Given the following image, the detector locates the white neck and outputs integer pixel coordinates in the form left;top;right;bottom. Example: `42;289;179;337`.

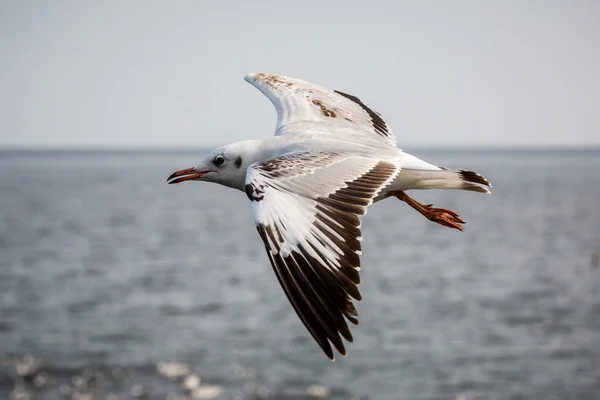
221;137;286;191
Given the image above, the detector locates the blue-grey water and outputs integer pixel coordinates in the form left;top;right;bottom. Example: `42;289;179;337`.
1;149;599;400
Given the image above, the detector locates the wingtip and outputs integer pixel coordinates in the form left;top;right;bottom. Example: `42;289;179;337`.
244;72;266;84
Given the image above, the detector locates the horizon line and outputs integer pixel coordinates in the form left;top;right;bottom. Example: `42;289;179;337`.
1;144;600;153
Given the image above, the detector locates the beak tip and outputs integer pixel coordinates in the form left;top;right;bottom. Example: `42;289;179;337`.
167;167;206;185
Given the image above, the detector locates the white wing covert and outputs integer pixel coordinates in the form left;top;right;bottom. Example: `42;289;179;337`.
245;151;400;359
245;73;397;146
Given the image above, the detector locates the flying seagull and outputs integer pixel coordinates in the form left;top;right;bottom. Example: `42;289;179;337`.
167;73;491;360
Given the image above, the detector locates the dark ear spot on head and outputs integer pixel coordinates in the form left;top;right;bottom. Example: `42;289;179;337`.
235;156;242;169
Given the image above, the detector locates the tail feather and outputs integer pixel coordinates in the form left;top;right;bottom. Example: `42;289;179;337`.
457;170;491;193
397;169;492;193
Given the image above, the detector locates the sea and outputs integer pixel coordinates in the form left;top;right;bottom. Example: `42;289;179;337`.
0;149;599;400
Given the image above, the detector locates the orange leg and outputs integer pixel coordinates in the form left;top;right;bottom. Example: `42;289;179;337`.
389;190;465;231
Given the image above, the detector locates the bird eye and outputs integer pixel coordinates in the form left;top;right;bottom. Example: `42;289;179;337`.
213;155;225;166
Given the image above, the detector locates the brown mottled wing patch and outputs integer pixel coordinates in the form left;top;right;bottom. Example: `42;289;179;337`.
244;73;397;146
246;152;399;359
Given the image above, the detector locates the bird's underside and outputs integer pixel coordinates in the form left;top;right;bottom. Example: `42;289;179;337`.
169;73;492;360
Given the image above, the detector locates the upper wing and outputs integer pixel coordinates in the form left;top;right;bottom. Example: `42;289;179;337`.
245;152;400;359
244;73;397;146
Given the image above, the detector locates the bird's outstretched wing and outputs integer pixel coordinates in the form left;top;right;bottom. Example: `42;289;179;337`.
244;73;397;146
245;151;400;359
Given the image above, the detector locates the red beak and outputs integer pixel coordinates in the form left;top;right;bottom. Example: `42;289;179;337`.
167;167;207;184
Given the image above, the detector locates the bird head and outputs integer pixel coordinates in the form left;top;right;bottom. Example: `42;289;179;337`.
167;143;253;190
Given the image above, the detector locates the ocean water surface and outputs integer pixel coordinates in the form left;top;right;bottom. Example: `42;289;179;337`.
0;149;599;400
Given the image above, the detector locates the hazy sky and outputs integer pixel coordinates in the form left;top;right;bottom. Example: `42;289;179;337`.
1;0;599;149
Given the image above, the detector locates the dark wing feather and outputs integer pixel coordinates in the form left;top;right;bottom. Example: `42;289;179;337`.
247;152;399;359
